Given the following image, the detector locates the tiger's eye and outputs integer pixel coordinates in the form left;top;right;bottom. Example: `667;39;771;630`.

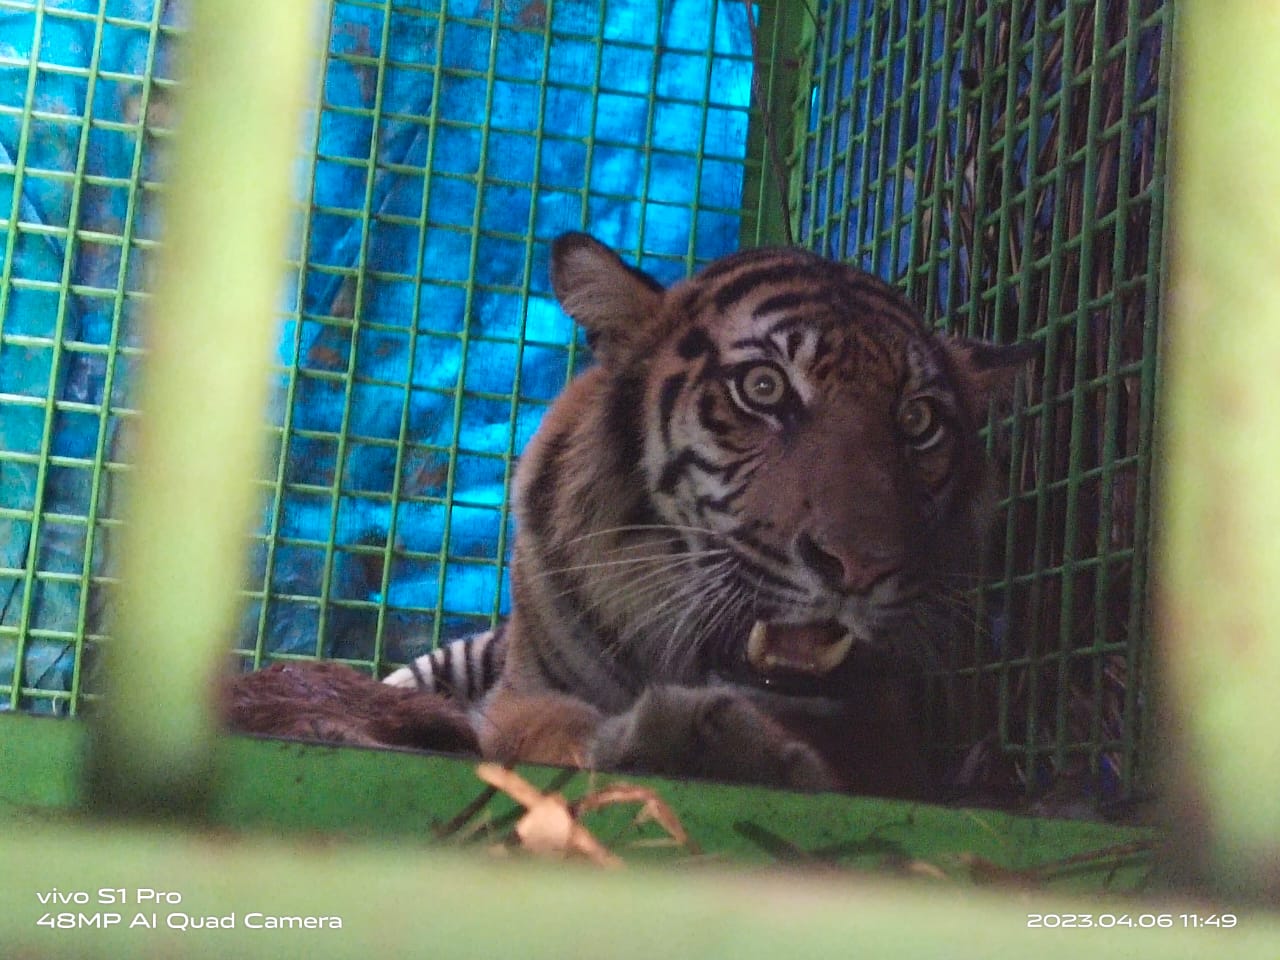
899;397;942;447
739;363;789;408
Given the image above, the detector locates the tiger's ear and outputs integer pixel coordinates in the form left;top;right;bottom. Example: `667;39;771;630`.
939;336;1039;421
550;232;665;367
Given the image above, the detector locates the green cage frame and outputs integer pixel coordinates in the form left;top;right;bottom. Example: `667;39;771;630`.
1;0;1172;813
5;0;1280;948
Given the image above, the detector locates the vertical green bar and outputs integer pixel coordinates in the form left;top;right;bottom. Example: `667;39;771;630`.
85;0;321;817
70;2;171;713
1129;1;1175;797
1160;0;1280;899
741;0;814;248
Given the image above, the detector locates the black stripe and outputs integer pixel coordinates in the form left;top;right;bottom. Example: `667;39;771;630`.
529;630;577;695
861;328;896;369
785;330;803;360
657;372;686;446
674;286;701;318
657;447;741;495
548;580;642;699
753;290;823;318
834;268;910;302
713;263;809;314
676;327;717;361
719;455;751;483
694;483;748;516
696;391;733;435
621;492;663;529
435;643;456;697
657;447;698;494
730;526;791;567
522;432;569;543
481;625;502;689
763;313;827;338
844;286;921;334
729;550;801;592
604;371;646;475
604;370;662;528
457;637;471;698
522;558;619;694
407;656;431;692
537;537;644;697
811;333;834;366
696;247;791;284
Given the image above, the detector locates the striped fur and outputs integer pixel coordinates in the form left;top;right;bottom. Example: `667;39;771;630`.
385;234;1031;793
393;626;506;702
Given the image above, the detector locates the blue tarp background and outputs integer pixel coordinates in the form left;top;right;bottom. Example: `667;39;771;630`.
0;0;755;709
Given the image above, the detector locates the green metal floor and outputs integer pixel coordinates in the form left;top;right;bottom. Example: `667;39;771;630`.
6;712;1279;959
1;712;1156;884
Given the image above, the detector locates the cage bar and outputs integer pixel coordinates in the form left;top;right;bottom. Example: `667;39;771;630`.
1160;0;1280;900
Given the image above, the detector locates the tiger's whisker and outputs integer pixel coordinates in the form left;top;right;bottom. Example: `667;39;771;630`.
629;558;734;649
627;561;729;638
582;552;728;608
529;548;730;581
657;568;736;679
564;523;723;545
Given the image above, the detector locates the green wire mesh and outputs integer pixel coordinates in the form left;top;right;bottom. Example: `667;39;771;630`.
784;0;1172;804
247;0;761;678
0;0;765;713
1;0;1173;814
0;1;174;716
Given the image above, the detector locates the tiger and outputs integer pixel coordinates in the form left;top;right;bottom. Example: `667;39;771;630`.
382;232;1032;795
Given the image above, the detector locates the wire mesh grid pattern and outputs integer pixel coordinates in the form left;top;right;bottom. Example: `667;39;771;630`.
0;0;176;715
0;0;763;713
0;0;1173;813
793;0;1172;803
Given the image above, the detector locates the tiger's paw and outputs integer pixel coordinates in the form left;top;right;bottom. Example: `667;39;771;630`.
588;685;837;792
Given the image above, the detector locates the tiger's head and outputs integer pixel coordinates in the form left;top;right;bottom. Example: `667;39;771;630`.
544;233;1032;697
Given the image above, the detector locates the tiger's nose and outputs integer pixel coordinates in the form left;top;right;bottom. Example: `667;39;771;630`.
796;532;899;595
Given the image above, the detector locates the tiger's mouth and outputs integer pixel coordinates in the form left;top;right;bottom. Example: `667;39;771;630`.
744;619;857;678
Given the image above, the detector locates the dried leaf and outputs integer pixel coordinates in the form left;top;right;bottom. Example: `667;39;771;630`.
956;853;1038;888
574;782;697;852
902;860;950;882
514;797;574;854
476;762;546;808
475;763;622;868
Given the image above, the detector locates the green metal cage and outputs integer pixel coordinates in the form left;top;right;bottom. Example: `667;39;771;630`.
0;0;1172;813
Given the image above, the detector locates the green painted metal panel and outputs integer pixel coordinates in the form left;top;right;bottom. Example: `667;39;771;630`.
4;712;1156;888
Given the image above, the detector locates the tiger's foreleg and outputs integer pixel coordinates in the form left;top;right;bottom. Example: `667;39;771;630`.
473;689;606;769
589;686;838;792
478;685;837;792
